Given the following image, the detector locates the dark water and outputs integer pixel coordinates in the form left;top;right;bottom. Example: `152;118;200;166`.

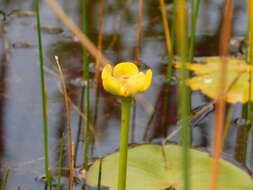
0;0;251;189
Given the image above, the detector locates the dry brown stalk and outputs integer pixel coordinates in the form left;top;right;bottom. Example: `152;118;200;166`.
54;56;74;190
211;1;234;190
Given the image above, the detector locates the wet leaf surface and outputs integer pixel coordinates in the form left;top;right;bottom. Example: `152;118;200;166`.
87;144;253;190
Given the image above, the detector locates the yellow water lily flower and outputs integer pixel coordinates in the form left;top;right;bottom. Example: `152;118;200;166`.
102;62;152;97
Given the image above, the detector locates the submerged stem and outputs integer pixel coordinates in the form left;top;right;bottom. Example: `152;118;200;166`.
118;97;132;190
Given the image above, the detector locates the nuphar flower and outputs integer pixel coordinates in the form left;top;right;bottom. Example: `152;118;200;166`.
102;62;152;97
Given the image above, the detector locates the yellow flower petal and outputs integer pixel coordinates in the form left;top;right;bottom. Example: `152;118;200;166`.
102;64;113;80
102;76;125;96
126;72;147;95
102;64;126;96
113;62;139;78
142;69;152;91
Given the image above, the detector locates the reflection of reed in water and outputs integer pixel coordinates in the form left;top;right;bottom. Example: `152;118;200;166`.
0;33;11;183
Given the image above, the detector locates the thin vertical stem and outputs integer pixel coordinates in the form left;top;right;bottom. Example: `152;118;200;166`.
135;0;144;64
94;0;105;90
131;0;144;143
35;0;51;185
56;136;65;190
248;0;253;65
222;106;233;146
188;0;200;62
70;142;75;190
117;98;132;190
93;0;105;139
160;0;173;81
97;159;103;190
246;0;253;120
211;1;233;190
81;0;91;170
55;56;73;190
74;88;85;166
175;1;191;190
234;0;253;165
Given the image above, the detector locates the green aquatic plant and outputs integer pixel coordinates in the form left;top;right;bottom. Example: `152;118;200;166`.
101;62;152;190
87;144;253;190
175;0;191;190
175;57;253;104
81;0;91;171
35;0;51;187
0;169;10;190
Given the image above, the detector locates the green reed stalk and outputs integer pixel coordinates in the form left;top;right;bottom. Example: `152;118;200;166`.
246;0;253;119
35;0;51;185
234;0;253;164
175;1;191;190
0;169;10;190
81;0;91;170
56;136;64;190
97;159;103;190
188;0;200;62
117;97;132;190
74;88;84;166
222;106;233;146
160;0;174;82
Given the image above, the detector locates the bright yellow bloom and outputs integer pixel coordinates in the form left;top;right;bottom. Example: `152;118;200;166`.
102;62;152;97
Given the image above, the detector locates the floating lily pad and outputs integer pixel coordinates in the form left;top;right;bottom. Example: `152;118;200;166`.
175;57;253;103
87;144;253;190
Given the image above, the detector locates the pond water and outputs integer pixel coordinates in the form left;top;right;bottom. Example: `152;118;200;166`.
0;0;252;189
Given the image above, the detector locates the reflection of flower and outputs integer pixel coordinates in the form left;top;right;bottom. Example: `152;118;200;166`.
102;62;152;97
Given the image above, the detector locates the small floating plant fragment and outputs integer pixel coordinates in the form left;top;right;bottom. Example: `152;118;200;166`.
12;41;34;49
86;144;253;190
40;25;64;34
175;57;253;104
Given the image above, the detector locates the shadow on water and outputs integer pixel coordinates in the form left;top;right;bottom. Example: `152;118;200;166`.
0;0;252;189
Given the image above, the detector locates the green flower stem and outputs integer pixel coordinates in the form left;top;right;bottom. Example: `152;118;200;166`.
118;97;132;190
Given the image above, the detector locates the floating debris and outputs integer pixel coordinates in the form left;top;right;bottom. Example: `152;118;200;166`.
20;21;32;25
14;10;35;17
68;78;87;88
232;118;251;127
12;41;34;49
40;25;64;34
0;26;8;36
230;36;246;56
